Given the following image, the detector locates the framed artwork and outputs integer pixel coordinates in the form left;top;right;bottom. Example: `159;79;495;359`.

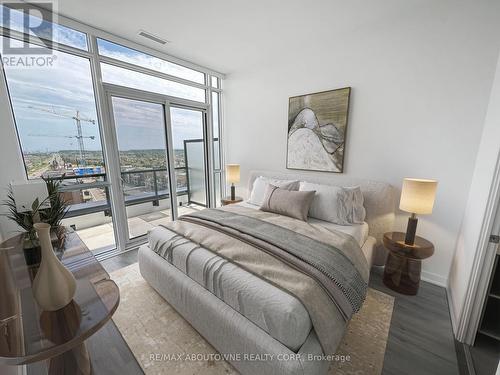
286;87;351;173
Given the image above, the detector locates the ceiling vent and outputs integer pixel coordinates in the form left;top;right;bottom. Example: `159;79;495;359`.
138;30;169;45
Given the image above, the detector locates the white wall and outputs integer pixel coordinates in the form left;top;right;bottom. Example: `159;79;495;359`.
448;54;500;334
224;3;500;286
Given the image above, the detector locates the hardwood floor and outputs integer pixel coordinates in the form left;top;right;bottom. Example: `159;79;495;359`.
27;321;144;375
369;268;459;374
102;250;462;375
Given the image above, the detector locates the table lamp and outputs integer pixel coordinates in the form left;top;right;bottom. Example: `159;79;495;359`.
226;164;240;200
399;178;438;246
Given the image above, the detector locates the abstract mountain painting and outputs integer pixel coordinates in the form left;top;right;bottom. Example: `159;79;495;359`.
287;87;351;173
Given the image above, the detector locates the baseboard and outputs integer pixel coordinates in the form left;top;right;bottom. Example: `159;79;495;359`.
463;343;476;375
421;270;448;288
446;287;459;336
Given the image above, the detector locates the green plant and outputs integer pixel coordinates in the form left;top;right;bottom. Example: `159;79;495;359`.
3;175;69;243
40;176;69;227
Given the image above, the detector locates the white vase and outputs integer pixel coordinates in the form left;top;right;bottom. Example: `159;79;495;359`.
32;223;76;311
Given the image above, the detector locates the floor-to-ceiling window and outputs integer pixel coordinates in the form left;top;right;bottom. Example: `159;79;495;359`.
0;4;224;256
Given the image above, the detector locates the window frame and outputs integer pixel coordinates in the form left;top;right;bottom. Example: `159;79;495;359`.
0;3;224;83
0;2;224;182
0;3;226;254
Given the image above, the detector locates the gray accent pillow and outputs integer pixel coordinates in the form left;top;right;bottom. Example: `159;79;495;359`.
260;184;316;221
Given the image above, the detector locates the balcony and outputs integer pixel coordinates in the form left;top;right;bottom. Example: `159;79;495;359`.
59;166;207;253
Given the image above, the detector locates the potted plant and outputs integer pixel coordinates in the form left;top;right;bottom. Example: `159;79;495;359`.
3;175;69;258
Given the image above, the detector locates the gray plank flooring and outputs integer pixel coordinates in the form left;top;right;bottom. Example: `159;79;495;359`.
27;320;144;375
102;250;461;375
369;268;459;374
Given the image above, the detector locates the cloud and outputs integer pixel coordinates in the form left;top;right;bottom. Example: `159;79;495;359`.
101;63;205;102
2;25;213;157
97;38;204;84
3;41;101;152
0;5;87;50
112;97;204;150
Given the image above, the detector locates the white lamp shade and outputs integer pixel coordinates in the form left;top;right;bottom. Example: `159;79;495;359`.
399;178;438;215
226;164;240;184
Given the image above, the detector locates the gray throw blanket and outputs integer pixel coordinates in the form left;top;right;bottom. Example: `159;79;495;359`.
179;208;367;319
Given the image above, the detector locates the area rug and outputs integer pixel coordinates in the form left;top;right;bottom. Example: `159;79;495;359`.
110;263;394;375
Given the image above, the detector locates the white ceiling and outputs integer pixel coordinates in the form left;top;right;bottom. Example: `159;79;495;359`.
53;0;424;75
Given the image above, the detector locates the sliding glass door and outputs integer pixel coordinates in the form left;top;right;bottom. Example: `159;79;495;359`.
108;95;174;242
104;86;209;250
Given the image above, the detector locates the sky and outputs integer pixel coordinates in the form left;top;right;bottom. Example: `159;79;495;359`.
113;97;204;150
1;5;209;155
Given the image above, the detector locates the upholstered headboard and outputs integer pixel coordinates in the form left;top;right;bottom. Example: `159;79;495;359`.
247;170;397;265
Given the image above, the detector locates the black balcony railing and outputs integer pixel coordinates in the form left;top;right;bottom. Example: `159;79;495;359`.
61;166;190;218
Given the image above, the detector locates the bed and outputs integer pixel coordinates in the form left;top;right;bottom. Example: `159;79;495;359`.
138;170;396;375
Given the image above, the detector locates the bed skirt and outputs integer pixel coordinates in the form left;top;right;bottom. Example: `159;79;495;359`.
138;245;330;375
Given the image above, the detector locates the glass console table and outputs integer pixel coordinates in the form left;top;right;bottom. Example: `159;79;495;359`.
0;229;142;375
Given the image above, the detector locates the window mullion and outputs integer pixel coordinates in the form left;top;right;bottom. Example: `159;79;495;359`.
88;35;128;252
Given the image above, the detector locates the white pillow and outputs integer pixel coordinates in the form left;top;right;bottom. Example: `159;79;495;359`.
299;182;365;225
248;176;300;206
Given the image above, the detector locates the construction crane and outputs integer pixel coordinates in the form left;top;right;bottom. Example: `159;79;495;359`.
29;134;96;141
28;106;96;167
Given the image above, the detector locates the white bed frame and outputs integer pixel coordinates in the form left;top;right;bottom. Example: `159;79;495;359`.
139;170;396;375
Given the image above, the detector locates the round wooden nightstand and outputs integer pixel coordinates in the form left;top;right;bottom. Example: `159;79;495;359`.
382;231;434;295
221;196;243;206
